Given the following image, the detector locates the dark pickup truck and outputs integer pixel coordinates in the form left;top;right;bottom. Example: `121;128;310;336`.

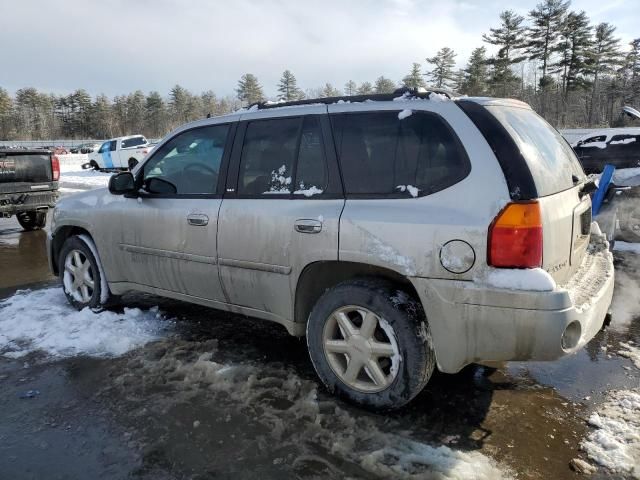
0;149;60;230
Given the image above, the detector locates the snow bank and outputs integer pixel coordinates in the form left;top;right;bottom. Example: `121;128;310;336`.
480;268;556;292
581;389;640;478
614;241;640;254
0;288;172;359
117;339;510;480
613;167;640;186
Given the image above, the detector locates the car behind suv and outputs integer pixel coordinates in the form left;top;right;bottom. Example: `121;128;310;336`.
47;89;614;410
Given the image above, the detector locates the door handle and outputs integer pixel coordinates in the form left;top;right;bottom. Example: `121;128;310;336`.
295;219;322;234
187;214;209;226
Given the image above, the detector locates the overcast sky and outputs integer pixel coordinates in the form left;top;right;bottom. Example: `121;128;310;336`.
0;0;636;99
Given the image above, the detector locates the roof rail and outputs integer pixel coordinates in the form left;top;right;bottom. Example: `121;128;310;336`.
245;87;456;111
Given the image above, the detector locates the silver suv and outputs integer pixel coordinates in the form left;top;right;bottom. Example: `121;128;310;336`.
48;89;615;410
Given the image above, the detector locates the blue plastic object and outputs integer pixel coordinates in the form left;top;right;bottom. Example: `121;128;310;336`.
592;164;615;216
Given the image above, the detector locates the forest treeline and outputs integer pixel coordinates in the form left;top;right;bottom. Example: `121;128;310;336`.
1;0;638;141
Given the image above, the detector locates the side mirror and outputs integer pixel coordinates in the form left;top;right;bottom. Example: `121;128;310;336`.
145;177;177;194
108;172;135;195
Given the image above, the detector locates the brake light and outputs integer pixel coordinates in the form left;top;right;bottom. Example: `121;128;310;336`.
488;201;543;268
51;155;60;181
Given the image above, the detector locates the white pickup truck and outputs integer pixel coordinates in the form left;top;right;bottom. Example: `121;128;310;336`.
87;135;152;171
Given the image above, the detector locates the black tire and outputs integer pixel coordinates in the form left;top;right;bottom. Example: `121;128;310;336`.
128;158;138;170
16;210;47;231
90;160;99;171
306;278;435;410
58;235;110;310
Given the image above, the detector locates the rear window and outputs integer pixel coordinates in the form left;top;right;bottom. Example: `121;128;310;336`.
487;106;585;196
122;136;146;148
331;111;471;197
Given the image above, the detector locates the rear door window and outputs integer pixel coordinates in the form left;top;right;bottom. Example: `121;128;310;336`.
487;106;585;196
330;111;470;197
294;116;328;196
122;136;146;148
237;118;299;195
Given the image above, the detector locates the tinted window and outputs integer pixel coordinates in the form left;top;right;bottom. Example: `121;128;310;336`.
238;118;299;195
143;124;229;194
331;111;470;196
294;116;328;196
122;136;146;148
109;140;117;152
487;106;585;196
609;135;638;146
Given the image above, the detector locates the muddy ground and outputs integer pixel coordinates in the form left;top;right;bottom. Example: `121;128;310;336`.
0;213;639;480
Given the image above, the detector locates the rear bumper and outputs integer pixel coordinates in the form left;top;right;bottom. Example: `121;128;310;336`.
411;235;615;373
0;189;58;216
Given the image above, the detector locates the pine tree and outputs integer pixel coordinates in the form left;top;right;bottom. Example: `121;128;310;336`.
126;90;145;135
145;91;166;137
236;74;264;105
357;81;373;95
551;11;592;97
483;10;527;96
200;90;218;117
426;47;457;89
169;84;190;124
277;70;302;101
320;83;341;97
526;0;570;86
92;94;113;138
374;76;396;93
344;80;357;96
625;38;640;103
460;47;490;95
587;22;622;124
402;63;426;89
0;87;14;140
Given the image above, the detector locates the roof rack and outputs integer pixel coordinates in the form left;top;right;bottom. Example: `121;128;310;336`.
246;87;456;111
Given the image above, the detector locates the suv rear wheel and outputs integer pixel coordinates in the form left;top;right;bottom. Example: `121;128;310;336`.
17;210;47;231
306;279;435;410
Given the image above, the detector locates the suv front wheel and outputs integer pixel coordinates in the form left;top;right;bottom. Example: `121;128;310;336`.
59;236;108;310
306;279;435;410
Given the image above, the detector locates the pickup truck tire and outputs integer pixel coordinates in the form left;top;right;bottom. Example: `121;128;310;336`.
17;210;47;231
128;158;139;170
306;278;435;411
59;236;108;310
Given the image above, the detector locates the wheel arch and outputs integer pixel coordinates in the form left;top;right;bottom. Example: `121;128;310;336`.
294;260;422;329
50;225;94;276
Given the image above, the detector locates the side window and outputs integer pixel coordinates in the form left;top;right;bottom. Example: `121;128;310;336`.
331;111;470;197
98;141;109;153
238;118;299;195
109;140;117;151
609;135;637;146
294;116;328;196
142;124;229;195
122;136;146;148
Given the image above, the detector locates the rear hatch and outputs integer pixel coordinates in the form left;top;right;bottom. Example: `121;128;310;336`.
0;150;55;194
484;105;590;284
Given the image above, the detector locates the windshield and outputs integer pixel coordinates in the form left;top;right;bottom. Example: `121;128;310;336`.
487;106;586;197
122;136;147;148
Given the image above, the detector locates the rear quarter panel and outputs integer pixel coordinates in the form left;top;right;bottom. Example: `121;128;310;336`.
334;100;511;281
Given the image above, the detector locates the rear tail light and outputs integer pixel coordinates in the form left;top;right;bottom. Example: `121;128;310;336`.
51;155;60;181
488;201;543;268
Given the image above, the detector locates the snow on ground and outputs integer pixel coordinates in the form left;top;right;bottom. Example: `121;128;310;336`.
118;339;510;480
581;389;640;478
0;288;172;359
58;153;112;192
615;241;640;254
618;342;640;369
613;167;640;187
